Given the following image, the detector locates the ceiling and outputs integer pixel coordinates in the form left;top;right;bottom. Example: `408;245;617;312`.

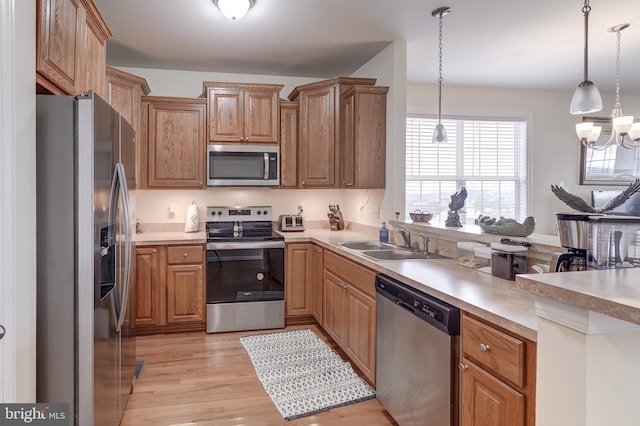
94;0;640;94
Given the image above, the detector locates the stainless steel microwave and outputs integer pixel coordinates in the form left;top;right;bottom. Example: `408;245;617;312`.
207;144;279;187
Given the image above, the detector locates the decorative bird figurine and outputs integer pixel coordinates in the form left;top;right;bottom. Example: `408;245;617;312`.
448;187;468;212
550;178;640;213
476;215;536;237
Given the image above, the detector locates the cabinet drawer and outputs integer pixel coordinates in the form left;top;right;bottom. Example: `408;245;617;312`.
462;315;525;388
323;250;376;298
167;245;204;265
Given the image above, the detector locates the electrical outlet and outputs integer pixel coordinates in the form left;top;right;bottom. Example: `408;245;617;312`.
370;206;380;218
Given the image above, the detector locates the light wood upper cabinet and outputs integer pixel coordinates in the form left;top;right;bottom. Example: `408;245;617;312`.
106;67;151;188
203;82;283;144
288;77;377;188
36;0;111;96
341;86;388;188
298;84;336;187
143;96;206;189
279;101;299;187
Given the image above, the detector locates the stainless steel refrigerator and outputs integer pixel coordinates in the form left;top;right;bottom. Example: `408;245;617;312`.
36;93;136;425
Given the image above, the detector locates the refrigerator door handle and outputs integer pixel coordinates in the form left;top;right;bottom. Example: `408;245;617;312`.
107;162;132;332
116;163;132;332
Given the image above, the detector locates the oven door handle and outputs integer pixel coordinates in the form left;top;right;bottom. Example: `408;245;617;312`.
207;240;285;250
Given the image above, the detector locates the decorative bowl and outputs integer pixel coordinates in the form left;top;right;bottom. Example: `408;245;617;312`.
409;210;433;222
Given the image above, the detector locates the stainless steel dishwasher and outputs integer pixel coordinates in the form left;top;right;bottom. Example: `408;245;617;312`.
375;274;460;426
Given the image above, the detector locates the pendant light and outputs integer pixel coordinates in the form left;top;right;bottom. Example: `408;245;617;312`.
432;6;450;143
213;0;255;21
578;24;640;150
570;0;602;115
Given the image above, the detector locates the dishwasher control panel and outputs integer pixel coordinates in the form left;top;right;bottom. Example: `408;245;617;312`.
375;274;460;335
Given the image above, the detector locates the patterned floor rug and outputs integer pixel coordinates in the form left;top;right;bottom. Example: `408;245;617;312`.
239;328;376;420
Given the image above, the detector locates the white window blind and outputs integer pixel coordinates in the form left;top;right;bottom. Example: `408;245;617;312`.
406;116;528;224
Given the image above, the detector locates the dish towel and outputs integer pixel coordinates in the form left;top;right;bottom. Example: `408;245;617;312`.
184;201;199;233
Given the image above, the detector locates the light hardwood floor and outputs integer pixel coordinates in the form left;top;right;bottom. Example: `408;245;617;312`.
122;324;397;425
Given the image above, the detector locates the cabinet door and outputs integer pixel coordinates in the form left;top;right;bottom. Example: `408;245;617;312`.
166;264;205;323
208;88;244;143
244;89;280;144
322;270;348;347
310;245;324;323
341;87;388;189
285;243;313;316
299;85;335;187
135;247;161;327
36;0;85;94
279;102;298;187
345;284;376;384
147;99;206;188
461;358;525;426
81;13;108;99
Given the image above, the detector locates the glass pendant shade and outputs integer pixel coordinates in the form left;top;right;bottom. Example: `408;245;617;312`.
628;123;640;141
215;0;254;20
613;115;634;136
432;123;448;143
570;82;603;114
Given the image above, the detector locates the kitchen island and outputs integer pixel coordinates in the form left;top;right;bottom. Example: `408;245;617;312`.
516;269;640;426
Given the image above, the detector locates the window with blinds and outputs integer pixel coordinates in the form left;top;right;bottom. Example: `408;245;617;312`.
406;116;528;224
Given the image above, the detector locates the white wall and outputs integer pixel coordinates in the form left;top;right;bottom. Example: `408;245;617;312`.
1;0;36;401
407;83;640;234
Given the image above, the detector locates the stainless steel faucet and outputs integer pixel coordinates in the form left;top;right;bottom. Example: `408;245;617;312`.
397;225;411;249
419;233;430;255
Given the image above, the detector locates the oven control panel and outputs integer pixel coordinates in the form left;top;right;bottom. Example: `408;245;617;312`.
206;206;272;222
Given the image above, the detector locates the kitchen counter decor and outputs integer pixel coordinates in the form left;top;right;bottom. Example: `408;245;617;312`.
475;215;536;237
240;328;375;420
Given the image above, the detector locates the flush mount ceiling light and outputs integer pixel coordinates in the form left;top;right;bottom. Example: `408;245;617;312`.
570;0;603;115
213;0;255;20
432;6;451;143
577;24;640;150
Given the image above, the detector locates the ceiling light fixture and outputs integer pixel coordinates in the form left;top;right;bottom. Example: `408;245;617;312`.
432;6;451;143
213;0;255;21
570;0;602;115
577;24;640;150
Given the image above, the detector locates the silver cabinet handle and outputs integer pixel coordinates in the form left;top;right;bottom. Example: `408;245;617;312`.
152;249;157;253
480;343;491;352
198;266;202;270
315;249;323;254
458;363;468;371
184;253;188;257
0;325;5;340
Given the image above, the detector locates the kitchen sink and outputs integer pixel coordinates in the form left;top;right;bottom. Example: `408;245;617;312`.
339;241;395;250
361;249;447;261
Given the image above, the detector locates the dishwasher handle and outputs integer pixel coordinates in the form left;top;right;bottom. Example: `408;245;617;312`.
395;299;415;314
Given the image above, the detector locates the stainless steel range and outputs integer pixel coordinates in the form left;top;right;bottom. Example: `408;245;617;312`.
205;206;285;333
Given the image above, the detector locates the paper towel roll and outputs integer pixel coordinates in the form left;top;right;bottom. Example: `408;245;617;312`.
184;202;199;233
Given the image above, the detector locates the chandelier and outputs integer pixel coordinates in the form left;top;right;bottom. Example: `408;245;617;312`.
577;24;640;150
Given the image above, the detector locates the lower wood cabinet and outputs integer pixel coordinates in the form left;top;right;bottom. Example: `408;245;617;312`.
134;243;206;333
285;243;314;317
322;250;377;385
460;314;536;426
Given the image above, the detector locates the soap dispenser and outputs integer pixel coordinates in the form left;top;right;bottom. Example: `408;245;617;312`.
379;222;389;243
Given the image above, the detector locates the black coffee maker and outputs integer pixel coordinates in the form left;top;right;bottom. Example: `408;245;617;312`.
549;213;593;272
